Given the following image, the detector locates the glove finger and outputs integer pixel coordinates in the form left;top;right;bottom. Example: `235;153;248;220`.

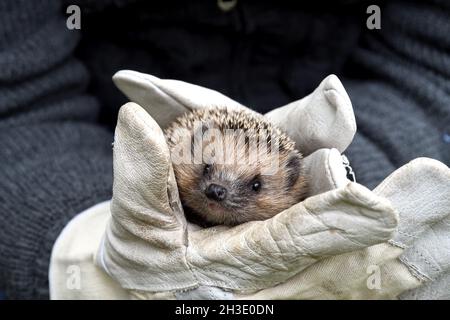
302;148;350;196
189;182;398;290
374;158;450;248
99;102;196;292
265;75;356;156
112;102;185;229
113;70;246;129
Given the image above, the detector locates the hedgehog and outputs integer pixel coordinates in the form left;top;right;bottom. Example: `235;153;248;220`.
164;107;308;226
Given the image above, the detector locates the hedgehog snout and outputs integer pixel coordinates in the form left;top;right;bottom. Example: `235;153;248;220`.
205;183;227;202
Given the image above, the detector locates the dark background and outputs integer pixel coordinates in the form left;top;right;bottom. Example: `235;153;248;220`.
76;0;374;128
0;0;449;299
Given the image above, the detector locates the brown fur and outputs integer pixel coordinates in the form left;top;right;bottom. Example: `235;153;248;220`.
164;108;308;226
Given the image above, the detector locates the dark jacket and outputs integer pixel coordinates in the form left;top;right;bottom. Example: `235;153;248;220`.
0;0;449;299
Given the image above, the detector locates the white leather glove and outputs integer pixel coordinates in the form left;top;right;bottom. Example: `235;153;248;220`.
50;71;449;300
107;71;450;299
238;158;450;299
96;101;397;299
51;71;364;300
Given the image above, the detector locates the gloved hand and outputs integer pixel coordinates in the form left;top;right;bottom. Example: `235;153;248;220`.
50;71;449;300
51;71;364;300
110;71;450;299
96;101;397;299
238;158;450;299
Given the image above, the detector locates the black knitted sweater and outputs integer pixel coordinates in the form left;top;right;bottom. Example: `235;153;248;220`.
0;0;449;299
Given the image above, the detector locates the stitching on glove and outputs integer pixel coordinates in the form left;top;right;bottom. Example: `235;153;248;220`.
388;239;407;249
414;248;440;274
396;230;417;239
172;284;201;295
399;256;431;282
390;230;420;250
325;152;338;189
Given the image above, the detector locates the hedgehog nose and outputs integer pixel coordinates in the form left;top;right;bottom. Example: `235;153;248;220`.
205;184;227;202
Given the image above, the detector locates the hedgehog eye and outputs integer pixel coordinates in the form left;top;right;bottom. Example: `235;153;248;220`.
203;164;212;176
251;180;261;192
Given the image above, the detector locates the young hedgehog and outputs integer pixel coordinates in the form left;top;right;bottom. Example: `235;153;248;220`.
164;108;308;226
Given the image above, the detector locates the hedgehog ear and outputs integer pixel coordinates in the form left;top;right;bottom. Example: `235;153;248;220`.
285;152;302;189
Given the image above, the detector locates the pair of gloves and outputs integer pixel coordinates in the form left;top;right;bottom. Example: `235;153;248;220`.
50;70;450;299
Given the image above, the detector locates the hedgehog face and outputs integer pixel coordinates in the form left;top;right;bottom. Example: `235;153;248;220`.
166;108;308;226
172;149;307;226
